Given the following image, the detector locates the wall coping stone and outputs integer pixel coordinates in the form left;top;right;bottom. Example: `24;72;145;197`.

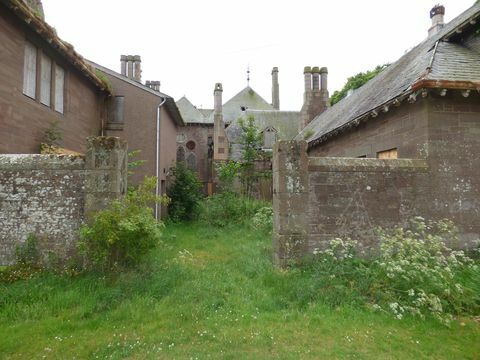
308;157;429;173
0;154;85;171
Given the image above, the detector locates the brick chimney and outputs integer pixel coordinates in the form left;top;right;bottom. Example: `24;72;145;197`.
272;67;280;110
213;83;228;161
120;55;127;76
300;65;329;131
428;5;445;37
120;55;142;82
133;55;141;82
146;81;161;92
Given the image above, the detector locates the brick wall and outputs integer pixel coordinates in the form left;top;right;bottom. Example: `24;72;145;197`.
0;137;127;265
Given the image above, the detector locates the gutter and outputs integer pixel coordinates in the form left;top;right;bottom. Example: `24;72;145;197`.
155;98;167;220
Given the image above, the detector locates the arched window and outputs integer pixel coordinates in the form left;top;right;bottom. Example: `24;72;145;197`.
187;153;197;171
263;127;277;149
176;146;185;163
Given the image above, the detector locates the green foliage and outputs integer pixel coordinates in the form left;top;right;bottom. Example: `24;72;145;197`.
199;193;266;227
79;177;164;270
15;234;40;266
95;69;113;93
2;222;479;358
309;217;480;325
166;163;203;222
216;160;242;191
42;121;63;147
252;206;273;233
303;129;315;140
238;116;263;197
127;150;146;177
330;64;390;106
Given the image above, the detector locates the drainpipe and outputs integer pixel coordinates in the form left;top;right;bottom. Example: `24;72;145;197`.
156;97;167;220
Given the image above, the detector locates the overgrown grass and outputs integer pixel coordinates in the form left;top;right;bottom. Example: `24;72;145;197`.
0;223;479;359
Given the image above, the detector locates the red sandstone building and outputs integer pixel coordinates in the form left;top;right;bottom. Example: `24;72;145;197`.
0;0;185;218
0;0;110;154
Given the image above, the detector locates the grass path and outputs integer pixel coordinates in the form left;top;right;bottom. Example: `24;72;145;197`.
0;223;479;359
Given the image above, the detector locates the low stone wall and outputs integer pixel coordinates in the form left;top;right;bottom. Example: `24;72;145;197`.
0;137;127;265
272;140;477;267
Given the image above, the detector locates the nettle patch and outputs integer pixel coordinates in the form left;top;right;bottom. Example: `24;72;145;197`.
310;217;480;325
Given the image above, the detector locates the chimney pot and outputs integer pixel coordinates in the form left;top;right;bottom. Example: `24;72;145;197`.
312;67;320;91
304;66;312;93
214;83;223;114
120;55;127;76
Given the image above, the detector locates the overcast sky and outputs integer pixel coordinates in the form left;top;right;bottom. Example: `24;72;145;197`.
41;0;475;111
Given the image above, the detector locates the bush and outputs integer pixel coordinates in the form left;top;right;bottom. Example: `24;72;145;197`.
79;177;163;270
199;193;266;227
167;164;203;222
15;234;40;266
252;206;273;233
307;217;480;325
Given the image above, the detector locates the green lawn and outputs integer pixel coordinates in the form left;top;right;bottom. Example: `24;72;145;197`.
0;223;479;359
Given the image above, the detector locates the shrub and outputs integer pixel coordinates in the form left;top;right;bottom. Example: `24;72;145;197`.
199;193;266;227
167;164;203;222
79;177;163;270
309;217;480;325
252;206;273;233
15;234;40;266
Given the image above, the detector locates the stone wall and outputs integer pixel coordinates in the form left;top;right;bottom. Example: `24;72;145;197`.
272;140;479;267
0;137;127;265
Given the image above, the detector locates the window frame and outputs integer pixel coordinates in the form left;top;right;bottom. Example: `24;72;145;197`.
22;40;66;115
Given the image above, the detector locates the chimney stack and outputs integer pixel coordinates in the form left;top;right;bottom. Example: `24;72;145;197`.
271;67;280;110
312;67;320;91
428;5;445;37
304;66;312;95
121;55;142;82
146;81;161;92
214;83;223;114
120;55;127;76
133;55;141;82
320;67;329;106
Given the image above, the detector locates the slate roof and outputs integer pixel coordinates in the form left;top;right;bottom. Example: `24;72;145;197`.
1;0;110;93
298;3;480;147
176;97;212;124
207;86;274;124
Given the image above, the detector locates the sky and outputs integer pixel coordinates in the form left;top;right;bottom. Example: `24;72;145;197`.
41;0;475;111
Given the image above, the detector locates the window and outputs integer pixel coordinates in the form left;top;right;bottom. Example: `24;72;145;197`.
176;146;185;163
263;127;277;149
54;66;65;114
377;148;398;159
187;153;197;171
186;140;196;150
23;41;65;114
40;53;52;106
23;42;37;98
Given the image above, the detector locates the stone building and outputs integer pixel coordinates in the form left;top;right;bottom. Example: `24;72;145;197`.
273;4;480;266
90;59;184;218
0;0;110;154
176;66;328;192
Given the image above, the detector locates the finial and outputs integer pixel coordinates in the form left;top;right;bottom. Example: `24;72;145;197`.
247;66;251;86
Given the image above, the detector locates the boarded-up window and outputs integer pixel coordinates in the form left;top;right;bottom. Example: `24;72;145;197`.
40;53;52;106
54;65;65;114
377;148;398;159
218;148;225;154
23;42;37;98
263;127;277;149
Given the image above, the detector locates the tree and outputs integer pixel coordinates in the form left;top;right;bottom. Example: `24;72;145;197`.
238;116;262;197
167;164;203;221
330;64;390;106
